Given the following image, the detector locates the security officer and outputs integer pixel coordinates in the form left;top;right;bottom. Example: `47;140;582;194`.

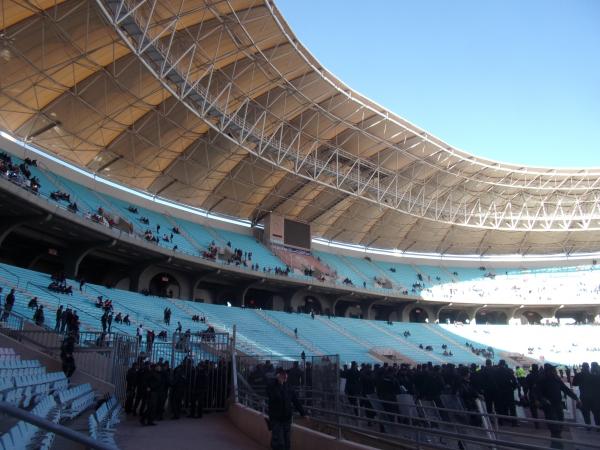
267;367;307;450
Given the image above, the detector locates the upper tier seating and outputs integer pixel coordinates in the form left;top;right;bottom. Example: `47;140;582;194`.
4;148;600;305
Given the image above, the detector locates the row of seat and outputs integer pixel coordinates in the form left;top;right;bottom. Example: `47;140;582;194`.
0;347;108;450
57;383;92;405
3;372;68;409
59;384;96;420
1;395;59;450
0;367;46;378
0;359;39;370
88;396;121;449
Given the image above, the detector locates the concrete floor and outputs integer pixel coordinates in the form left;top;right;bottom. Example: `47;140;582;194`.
116;413;268;450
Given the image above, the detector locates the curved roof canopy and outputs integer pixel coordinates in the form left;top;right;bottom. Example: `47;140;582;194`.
1;0;600;255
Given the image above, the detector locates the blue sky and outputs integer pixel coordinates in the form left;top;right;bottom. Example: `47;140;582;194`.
276;0;600;168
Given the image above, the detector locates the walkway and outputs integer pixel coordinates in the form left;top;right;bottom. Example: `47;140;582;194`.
116;413;267;450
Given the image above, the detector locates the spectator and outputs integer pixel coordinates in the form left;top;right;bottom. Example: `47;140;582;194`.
55;305;63;332
33;305;45;326
27;296;38;309
1;288;16;321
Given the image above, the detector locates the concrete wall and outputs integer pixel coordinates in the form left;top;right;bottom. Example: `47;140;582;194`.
228;403;376;450
193;288;215;303
114;277;130;291
272;295;284;311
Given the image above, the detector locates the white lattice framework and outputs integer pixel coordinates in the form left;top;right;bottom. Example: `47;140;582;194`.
1;0;600;256
94;0;600;232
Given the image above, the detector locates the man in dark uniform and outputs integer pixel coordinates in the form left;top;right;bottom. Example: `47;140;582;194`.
524;364;541;428
479;359;497;416
344;361;362;415
125;362;138;414
189;361;207;418
267;367;306;450
170;362;187;419
493;359;518;425
573;362;599;426
535;364;580;449
156;361;170;420
134;361;150;415
287;361;304;389
140;364;162;426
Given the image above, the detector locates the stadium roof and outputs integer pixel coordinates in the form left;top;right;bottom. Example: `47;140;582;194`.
2;0;600;255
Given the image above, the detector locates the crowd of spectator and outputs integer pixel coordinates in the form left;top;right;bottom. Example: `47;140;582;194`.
465;342;495;359
337;358;598;443
48;272;74;295
0;152;41;193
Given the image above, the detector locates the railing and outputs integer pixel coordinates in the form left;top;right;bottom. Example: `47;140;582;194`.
237;385;600;450
0;308;25;333
0;306;139;400
85;285;165;333
0;265;20;287
26;281;63;305
0;401;115;450
65;302;127;336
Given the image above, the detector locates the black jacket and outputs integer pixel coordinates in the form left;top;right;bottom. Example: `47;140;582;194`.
267;380;305;422
535;372;577;408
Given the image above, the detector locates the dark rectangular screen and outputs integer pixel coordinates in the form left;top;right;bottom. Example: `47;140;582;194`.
284;219;311;249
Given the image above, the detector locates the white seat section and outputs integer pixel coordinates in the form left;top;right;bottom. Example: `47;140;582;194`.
88;395;121;448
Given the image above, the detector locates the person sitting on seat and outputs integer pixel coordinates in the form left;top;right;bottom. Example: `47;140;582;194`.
123;314;131;325
28;297;38;310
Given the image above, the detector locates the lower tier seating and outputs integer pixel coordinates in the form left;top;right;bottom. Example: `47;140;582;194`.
2;262;600;366
0;347;101;450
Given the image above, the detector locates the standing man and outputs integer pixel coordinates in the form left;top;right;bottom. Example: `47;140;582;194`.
125;362;138;414
493;359;518;426
267;367;307;450
572;362;599;426
525;364;541;428
535;364;580;449
170;362;187;420
2;288;15;320
136;324;143;347
55;305;63;332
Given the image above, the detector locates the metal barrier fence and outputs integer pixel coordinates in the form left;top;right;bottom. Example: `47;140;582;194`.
0;307;234;408
0;308;25;334
141;331;232;411
236;371;600;450
237;354;339;393
7;328;138;400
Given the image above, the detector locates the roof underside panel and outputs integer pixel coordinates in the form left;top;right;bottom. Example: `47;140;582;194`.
1;0;599;255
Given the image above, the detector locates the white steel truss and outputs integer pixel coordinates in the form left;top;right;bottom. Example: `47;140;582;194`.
3;0;599;236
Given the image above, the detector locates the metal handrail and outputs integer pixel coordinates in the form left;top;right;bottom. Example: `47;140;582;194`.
0;401;116;450
239;391;600;449
65;302;128;336
85;285;166;332
0;265;20;287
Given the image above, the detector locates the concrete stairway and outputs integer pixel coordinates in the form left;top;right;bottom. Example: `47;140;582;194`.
253;309;323;356
365;320;446;364
314;316;384;363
